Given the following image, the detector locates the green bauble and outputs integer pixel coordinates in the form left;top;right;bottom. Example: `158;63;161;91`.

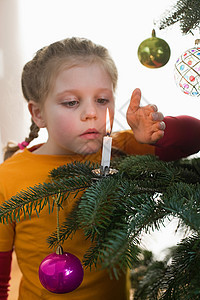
137;29;171;68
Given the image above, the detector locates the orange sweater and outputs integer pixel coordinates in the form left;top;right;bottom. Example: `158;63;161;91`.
0;130;154;300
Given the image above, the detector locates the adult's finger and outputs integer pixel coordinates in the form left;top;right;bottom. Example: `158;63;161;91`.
128;88;142;112
151;111;164;121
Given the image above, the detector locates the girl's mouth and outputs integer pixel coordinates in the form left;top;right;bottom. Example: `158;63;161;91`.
80;129;100;139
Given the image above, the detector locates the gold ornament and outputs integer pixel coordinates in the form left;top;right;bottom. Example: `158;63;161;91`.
137;29;171;68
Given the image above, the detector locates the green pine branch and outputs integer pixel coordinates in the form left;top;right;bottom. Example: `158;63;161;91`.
157;0;200;34
49;161;98;179
47;156;200;278
160;234;200;299
0;174;93;224
132;235;200;299
0;155;199;296
162;182;200;233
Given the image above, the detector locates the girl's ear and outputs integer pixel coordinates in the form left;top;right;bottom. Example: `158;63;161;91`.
28;101;46;128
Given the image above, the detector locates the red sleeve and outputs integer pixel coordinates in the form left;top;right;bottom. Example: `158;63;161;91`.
155;115;200;161
0;250;12;300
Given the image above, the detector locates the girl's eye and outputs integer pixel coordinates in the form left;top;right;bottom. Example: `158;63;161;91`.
62;100;79;107
97;98;109;104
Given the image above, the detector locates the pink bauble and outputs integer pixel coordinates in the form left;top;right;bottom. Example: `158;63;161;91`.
39;251;84;294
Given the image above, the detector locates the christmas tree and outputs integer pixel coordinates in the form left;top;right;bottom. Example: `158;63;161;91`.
157;0;200;35
0;154;200;299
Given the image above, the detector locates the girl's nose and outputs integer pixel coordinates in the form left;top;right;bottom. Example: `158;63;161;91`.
81;104;97;121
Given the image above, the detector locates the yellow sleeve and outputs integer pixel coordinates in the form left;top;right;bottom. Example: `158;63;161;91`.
112;130;155;156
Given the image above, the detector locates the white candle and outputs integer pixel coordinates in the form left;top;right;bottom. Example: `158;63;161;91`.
101;108;112;171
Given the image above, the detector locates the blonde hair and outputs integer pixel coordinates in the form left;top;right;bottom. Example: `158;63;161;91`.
4;37;118;160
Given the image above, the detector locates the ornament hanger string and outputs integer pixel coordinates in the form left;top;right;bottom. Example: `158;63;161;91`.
52;192;61;244
56;193;61;244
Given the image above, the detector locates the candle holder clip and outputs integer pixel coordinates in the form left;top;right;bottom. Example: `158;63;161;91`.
91;166;118;180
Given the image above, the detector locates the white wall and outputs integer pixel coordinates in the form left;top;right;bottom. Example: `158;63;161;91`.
0;0;29;161
1;0;200;160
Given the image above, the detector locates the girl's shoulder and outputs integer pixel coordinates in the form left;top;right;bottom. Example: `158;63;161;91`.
0;145;46;180
0;150;27;168
0;146;53;201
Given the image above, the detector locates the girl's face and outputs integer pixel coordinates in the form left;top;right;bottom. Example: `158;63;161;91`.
32;63;115;155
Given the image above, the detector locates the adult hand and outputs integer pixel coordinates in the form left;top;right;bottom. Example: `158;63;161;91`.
126;88;165;144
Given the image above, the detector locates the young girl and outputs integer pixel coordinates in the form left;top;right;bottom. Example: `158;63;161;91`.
0;37;200;300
